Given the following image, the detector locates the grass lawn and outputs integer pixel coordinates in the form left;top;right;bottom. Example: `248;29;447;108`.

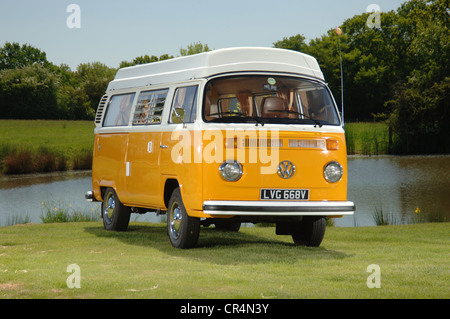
0;120;95;173
0;222;448;299
0;120;94;159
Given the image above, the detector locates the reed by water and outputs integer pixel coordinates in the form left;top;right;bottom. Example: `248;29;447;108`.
344;122;391;156
40;197;101;223
0;144;92;174
0;120;94;175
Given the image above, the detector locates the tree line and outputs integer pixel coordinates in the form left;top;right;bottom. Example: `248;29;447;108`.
0;42;209;121
274;0;449;154
0;0;448;154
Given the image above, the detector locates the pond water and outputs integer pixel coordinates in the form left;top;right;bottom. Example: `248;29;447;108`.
342;155;450;226
0;170;162;226
0;155;449;227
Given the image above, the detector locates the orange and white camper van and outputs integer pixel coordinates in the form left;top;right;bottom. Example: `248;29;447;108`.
86;47;355;248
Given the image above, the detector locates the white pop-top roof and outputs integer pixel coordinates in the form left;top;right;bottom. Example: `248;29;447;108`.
106;47;324;92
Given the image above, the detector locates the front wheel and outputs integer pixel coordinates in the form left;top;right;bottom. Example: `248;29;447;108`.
291;216;326;247
102;187;131;231
167;187;200;249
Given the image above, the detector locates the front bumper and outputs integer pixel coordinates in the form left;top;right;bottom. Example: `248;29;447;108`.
85;191;94;202
203;200;355;216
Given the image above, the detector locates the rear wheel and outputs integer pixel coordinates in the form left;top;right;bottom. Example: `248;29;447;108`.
102;187;131;231
291;216;326;247
167;187;200;249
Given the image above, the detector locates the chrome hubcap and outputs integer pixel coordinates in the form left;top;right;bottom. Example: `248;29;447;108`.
169;203;182;239
104;193;115;224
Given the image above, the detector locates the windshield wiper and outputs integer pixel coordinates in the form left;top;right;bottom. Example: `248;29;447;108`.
299;113;322;128
208;112;265;126
245;116;265;126
208;111;245;117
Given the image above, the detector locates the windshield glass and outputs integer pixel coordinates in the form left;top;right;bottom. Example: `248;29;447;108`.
203;75;340;125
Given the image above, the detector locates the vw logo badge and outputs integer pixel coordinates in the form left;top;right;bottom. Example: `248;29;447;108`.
277;161;295;179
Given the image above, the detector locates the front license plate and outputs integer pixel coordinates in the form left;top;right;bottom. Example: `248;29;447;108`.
260;189;309;200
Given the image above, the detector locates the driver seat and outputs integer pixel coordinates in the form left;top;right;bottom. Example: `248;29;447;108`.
260;97;287;118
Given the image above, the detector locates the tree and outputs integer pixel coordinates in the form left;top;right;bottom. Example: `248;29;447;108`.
57;85;93;120
273;34;308;52
75;62;117;115
302;30;349;115
119;54;174;68
385;0;450;154
272;0;448;154
274;31;356;119
0;42;50;70
0;64;59;119
179;42;210;56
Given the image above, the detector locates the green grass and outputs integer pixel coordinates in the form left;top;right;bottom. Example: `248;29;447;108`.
0;120;94;155
345;122;391;155
0;120;94;173
0;222;448;299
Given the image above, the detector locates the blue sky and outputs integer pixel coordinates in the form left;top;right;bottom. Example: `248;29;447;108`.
0;0;407;70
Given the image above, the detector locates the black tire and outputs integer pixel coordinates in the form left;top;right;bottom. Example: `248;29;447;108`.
167;187;200;249
291;216;326;247
102;187;131;231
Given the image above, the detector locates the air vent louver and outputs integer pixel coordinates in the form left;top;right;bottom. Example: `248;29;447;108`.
95;95;109;126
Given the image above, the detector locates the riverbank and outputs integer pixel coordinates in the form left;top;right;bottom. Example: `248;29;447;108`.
0;221;448;299
0;120;94;174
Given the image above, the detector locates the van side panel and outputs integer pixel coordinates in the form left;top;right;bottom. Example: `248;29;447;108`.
160;129;203;215
125;131;163;208
92;132;129;202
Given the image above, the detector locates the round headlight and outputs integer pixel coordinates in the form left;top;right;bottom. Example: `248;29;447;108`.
219;161;243;182
324;161;343;183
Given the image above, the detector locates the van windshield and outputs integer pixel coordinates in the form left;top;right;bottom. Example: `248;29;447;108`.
203;75;340;126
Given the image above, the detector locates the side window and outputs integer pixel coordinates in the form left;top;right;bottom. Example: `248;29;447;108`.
132;89;169;125
169;86;198;124
103;93;135;127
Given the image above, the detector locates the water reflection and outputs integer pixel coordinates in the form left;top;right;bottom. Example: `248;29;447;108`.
0;171;93;226
1;156;449;227
0;170;92;189
336;155;450;227
0;171;162;226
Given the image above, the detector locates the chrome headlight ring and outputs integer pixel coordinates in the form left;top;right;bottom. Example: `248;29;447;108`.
323;161;343;183
219;161;243;182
